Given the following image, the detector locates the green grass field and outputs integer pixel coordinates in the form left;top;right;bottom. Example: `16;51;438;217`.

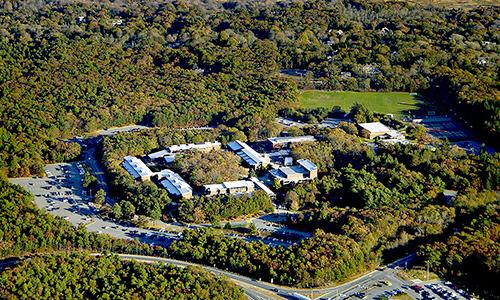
299;90;429;117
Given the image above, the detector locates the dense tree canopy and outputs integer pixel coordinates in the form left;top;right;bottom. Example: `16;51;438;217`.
175;150;248;187
1;0;498;177
0;253;244;300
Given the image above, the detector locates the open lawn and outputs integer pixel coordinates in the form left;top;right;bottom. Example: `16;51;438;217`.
299;90;429;117
397;268;440;282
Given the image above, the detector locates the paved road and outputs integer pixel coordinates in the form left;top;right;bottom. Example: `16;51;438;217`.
112;253;422;300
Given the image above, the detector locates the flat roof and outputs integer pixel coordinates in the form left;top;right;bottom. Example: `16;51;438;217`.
223;180;254;189
358;122;391;133
204;180;254;191
267;135;316;144
167;141;221;153
280;167;297;176
297;159;317;172
148;149;170;159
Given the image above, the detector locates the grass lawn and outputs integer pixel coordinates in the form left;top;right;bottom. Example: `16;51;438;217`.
299;90;430;117
391;292;414;300
397;267;440;282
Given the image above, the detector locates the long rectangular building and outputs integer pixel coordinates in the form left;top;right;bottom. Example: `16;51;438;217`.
167;141;221;153
122;156;153;181
266;135;316;148
204;180;255;197
157;169;193;199
228;140;270;168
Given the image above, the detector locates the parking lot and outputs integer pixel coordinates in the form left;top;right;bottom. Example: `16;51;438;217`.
10;163;91;226
8;162;177;247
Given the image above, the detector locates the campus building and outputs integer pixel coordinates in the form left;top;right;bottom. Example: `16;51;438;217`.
147;141;221;161
269;159;318;184
250;177;276;199
266;135;317;149
203;180;255;197
227;140;270;168
157;169;193;199
122;156;154;181
358;122;391;139
167;141;221;153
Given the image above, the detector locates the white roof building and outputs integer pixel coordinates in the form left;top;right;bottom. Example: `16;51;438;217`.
122;156;154;180
157;169;193;199
297;159;318;173
204;180;255;196
358;122;391;133
148;149;170;160
167;141;221;153
227;140;270;168
267;135;316;148
270;159;318;184
358;122;392;139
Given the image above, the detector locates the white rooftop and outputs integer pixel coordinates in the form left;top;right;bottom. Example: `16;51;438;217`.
358;122;391;133
204;180;254;191
167;141;221;153
228;140;269;167
148;149;170;160
267;135;316;144
122;156;153;179
297;159;317;172
158;169;192;197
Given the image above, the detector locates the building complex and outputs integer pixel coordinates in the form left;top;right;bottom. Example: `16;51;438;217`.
147;141;221;161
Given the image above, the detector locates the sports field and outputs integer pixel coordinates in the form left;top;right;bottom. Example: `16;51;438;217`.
299;90;427;117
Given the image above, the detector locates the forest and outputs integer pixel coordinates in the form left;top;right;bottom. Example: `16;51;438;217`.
0;253;244;300
0;0;498;177
175;150;248;187
177;190;274;223
0;0;499;297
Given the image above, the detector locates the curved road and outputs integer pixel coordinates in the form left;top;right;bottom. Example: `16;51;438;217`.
111;253;416;300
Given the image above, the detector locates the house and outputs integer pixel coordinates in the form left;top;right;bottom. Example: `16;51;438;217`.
266;135;317;149
228;140;270;168
157;169;193;199
358;122;392;139
204;180;255;197
269;159;318;184
122;156;153;181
